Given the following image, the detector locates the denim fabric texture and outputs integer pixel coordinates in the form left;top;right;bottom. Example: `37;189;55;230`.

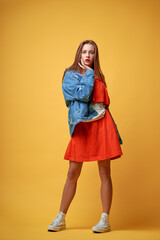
62;69;99;136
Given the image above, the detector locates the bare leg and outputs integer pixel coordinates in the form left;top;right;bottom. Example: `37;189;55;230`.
59;161;83;214
97;159;112;214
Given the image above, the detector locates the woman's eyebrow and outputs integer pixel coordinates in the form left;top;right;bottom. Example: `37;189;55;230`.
82;50;95;51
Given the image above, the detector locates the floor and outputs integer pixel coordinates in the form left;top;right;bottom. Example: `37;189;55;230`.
1;224;160;240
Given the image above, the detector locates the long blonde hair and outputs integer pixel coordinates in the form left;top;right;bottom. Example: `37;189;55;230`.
62;40;107;87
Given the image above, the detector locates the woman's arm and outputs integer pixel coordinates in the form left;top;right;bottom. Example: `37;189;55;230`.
62;69;95;106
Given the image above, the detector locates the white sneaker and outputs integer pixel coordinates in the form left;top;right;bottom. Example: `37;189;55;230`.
48;211;66;232
92;213;111;233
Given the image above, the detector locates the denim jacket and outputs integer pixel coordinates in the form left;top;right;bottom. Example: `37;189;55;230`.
62;69;99;136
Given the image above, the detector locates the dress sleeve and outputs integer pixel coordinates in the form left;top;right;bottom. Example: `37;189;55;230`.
92;78;110;106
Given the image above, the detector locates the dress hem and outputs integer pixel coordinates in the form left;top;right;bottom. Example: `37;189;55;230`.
64;153;123;162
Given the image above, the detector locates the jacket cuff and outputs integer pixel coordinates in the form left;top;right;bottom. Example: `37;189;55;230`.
85;69;95;75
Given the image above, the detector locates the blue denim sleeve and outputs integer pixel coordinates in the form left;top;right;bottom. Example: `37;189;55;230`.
62;69;95;105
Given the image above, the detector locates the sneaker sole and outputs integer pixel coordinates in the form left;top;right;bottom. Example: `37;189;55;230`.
48;226;66;232
92;226;111;233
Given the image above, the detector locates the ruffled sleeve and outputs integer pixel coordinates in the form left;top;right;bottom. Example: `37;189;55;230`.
92;78;110;106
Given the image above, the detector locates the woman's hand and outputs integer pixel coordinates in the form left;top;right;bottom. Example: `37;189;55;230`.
78;58;93;70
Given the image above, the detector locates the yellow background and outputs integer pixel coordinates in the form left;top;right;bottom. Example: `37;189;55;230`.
1;0;160;239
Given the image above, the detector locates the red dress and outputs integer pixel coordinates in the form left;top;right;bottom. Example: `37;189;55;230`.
64;77;123;162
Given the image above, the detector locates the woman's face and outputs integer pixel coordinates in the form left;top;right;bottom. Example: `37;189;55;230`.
81;44;95;68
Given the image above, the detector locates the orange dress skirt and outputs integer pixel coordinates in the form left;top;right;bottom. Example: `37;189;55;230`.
64;77;123;162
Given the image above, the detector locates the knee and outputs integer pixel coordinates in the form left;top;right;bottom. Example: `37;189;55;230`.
98;163;111;180
98;160;111;180
99;168;111;181
67;168;81;181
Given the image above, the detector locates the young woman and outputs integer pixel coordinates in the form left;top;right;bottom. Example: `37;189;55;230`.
48;40;123;233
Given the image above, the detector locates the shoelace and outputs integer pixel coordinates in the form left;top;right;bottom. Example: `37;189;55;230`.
95;218;109;228
51;214;64;225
